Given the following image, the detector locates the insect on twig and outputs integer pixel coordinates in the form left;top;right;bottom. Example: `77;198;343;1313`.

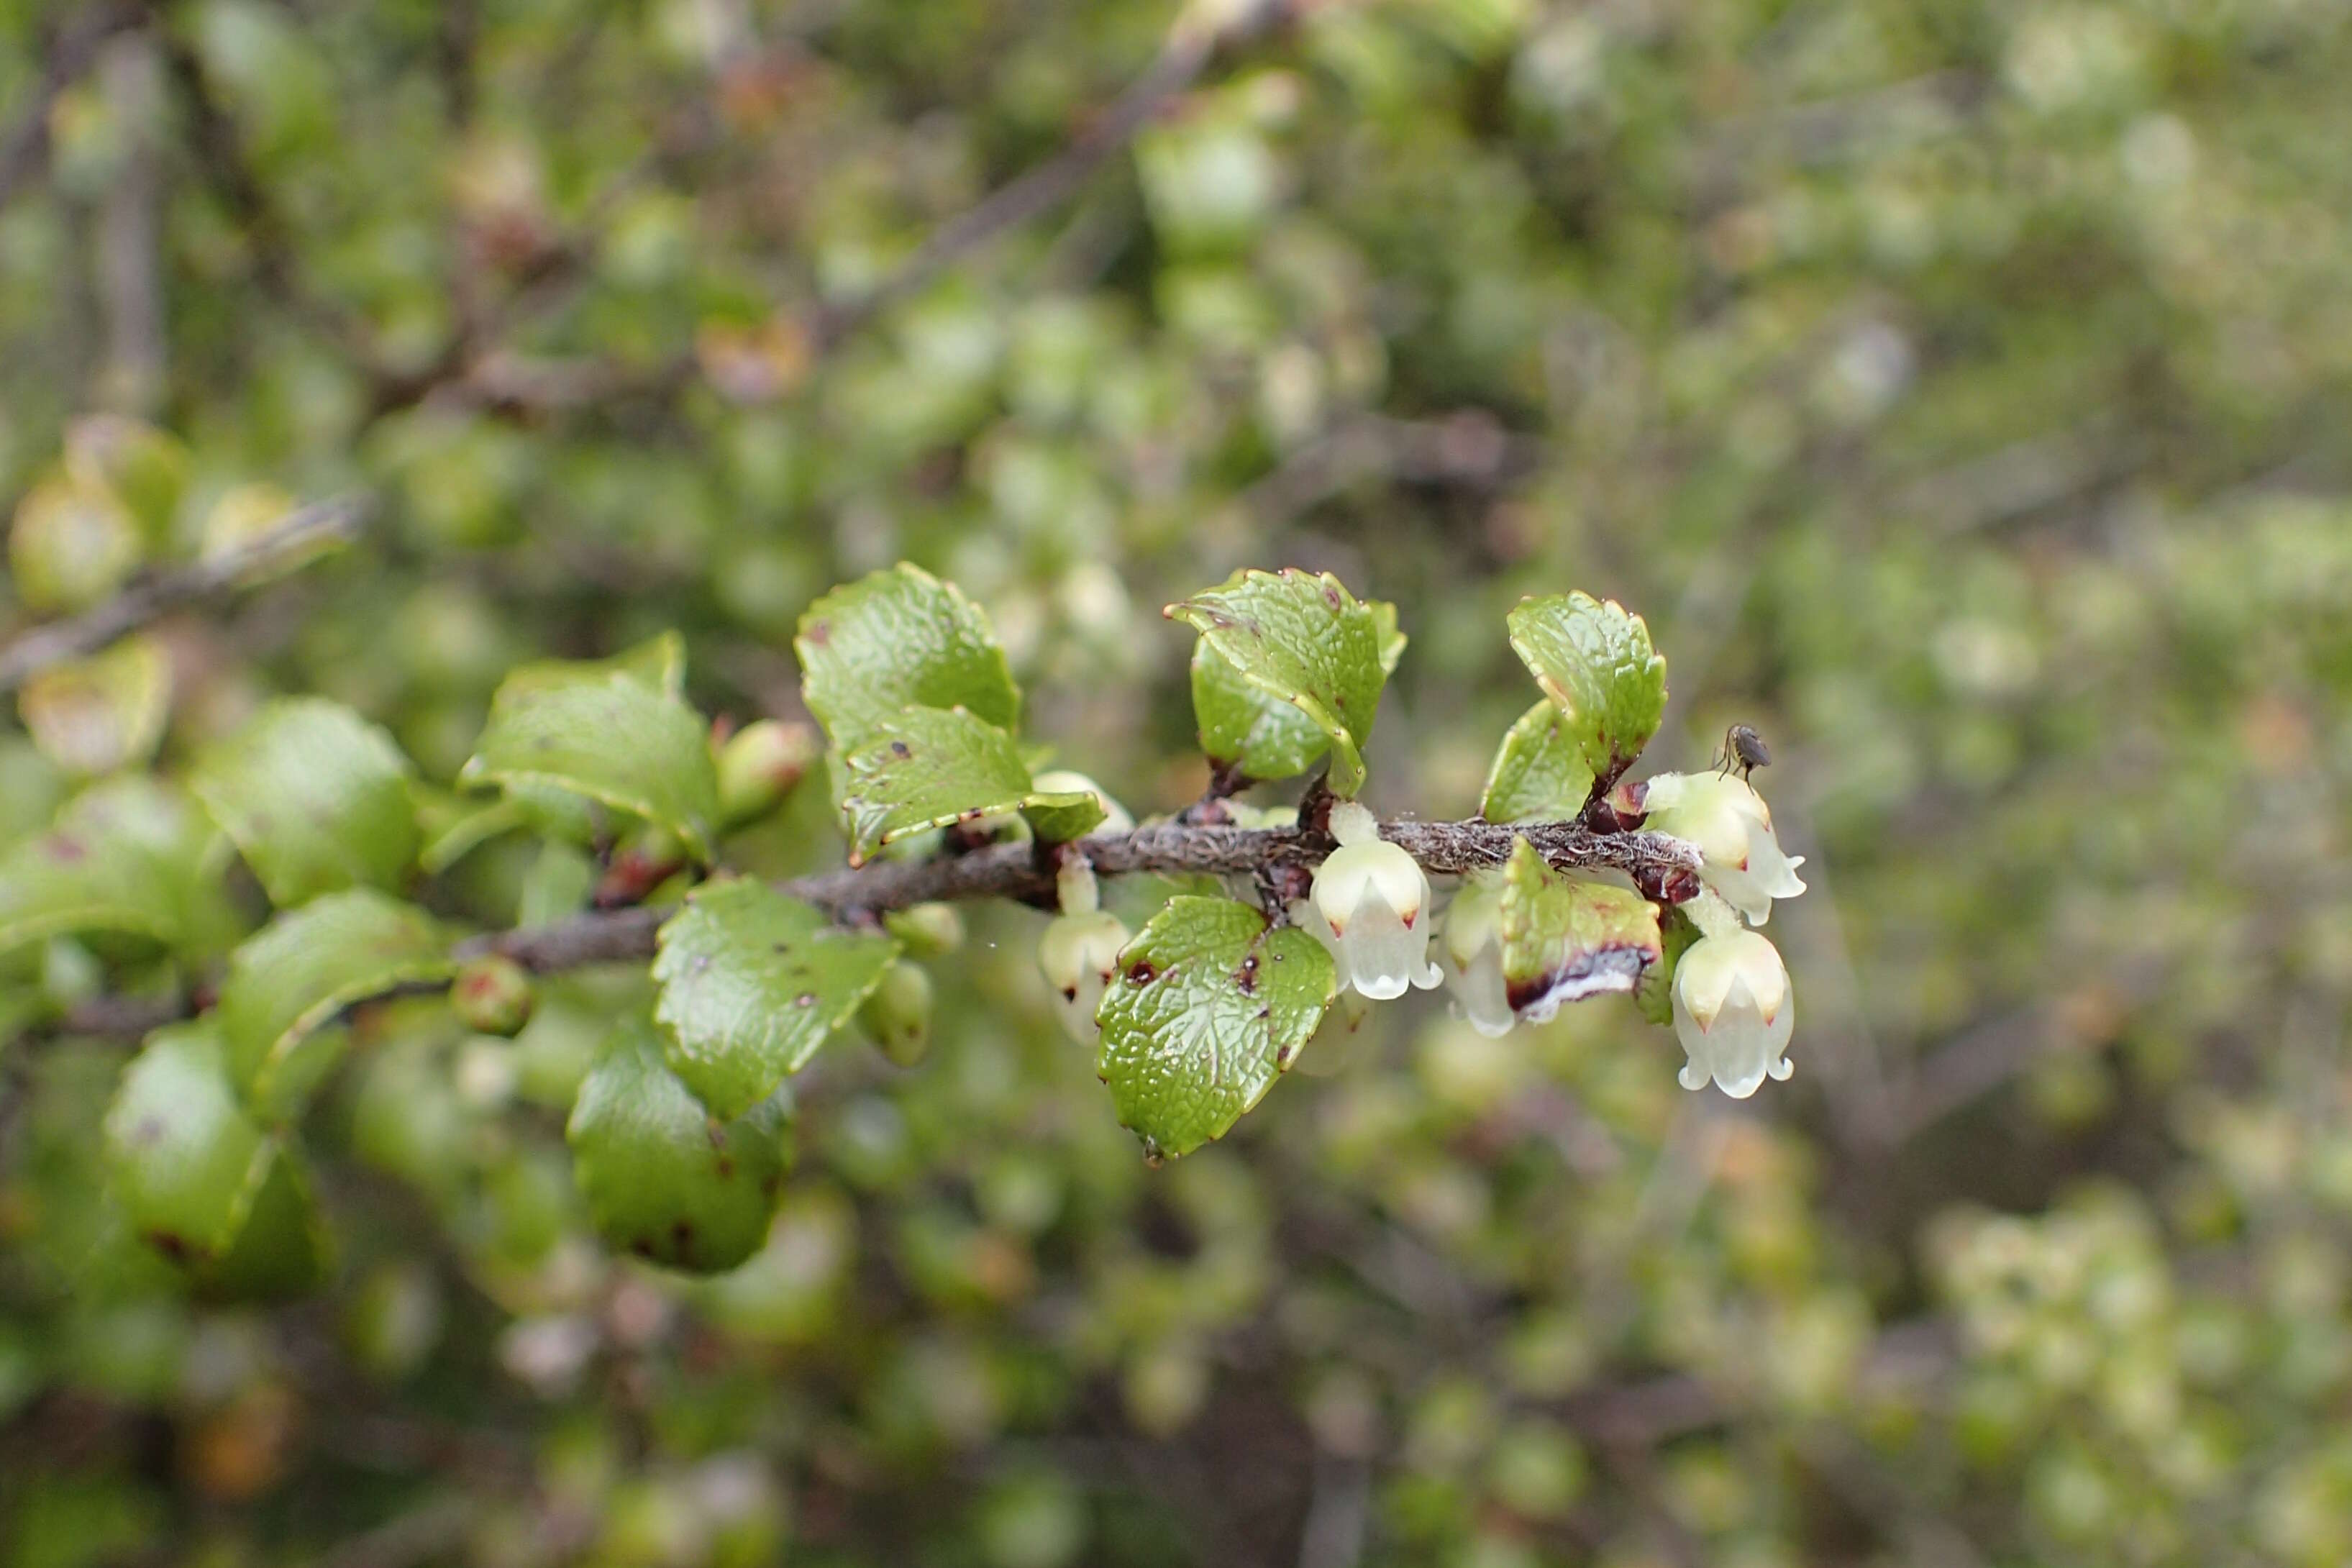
1717;723;1770;781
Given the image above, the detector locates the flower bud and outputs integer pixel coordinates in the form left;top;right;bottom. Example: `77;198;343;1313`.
1301;801;1440;1001
1038;909;1130;1043
862;961;934;1067
1635;771;1806;926
716;719;819;826
452;954;537;1037
1671;929;1795;1098
1437;875;1514;1036
883;901;965;957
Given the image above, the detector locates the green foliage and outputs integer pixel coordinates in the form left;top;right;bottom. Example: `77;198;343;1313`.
19;636;172;776
1478;700;1595;823
461;670;721;862
101;1023;327;1299
651;879;899;1119
0;778;229;957
1095;895;1336;1159
1171;569;1392;796
1505;593;1667;790
191;698;419;906
834;705;1039;864
566;1025;792;1273
214;890;450;1114
1495;838;1661;1021
796;564;1021;744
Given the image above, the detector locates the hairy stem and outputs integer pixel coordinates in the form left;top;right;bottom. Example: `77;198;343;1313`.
56;816;1699;1041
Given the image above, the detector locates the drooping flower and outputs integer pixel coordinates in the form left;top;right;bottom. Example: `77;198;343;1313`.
1437;875;1513;1036
1670;928;1795;1098
1633;771;1807;925
1300;801;1441;1001
1037;908;1131;1044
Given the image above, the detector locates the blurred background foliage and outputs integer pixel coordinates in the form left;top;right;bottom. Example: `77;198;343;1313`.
4;0;2351;1563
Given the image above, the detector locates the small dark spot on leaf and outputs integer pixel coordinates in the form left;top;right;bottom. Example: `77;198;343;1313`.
1236;954;1259;994
1322;584;1341;610
716;1155;735;1178
1125;960;1156;985
795;992;815;1006
890;739;911;757
47;836;84;862
133;1116;165;1146
760;1172;782;1199
805;620;830;646
671;1219;694;1247
1060;985;1077;1002
632;1238;656;1259
145;1231;189;1262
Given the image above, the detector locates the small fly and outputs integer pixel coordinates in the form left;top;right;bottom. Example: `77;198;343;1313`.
1717;723;1770;781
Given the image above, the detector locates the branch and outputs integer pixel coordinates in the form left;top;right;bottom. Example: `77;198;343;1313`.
484;816;1699;971
0;494;374;692
53;816;1700;1041
806;0;1284;353
0;2;147;218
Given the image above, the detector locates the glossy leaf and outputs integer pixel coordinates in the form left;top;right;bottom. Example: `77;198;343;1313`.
1169;570;1390;796
1095;895;1336;1160
651;880;900;1119
460;672;720;862
566;1024;792;1273
1505;593;1667;790
835;705;1036;865
191;697;420;907
1480;700;1597;822
102;1024;272;1266
1495;838;1662;1024
0;778;232;958
214;889;452;1113
795;564;1019;748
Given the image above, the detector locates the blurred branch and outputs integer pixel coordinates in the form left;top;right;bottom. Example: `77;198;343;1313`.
1232;410;1546;527
52;814;1700;1042
399;0;1311;416
0;493;375;693
807;0;1299;353
1557;1318;1954;1445
0;1;148;217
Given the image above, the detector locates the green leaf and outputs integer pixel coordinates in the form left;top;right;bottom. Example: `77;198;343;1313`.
1505;593;1667;790
1480;701;1597;823
835;705;1036;865
191;698;420;907
103;1024;272;1265
19;635;173;777
652;880;900;1119
0;778;232;958
1636;906;1703;1028
413;787;526;874
214;889;452;1113
500;630;686;703
567;1023;792;1273
1095;895;1336;1160
1169;570;1390;796
1019;790;1106;844
102;1019;330;1300
460;672;720;863
1496;839;1662;1024
796;564;1019;748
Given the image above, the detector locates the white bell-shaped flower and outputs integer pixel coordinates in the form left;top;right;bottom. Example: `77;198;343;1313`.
1637;771;1807;926
1437;875;1514;1036
1302;801;1441;1001
1038;909;1130;1044
1030;769;1135;834
1671;928;1795;1099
